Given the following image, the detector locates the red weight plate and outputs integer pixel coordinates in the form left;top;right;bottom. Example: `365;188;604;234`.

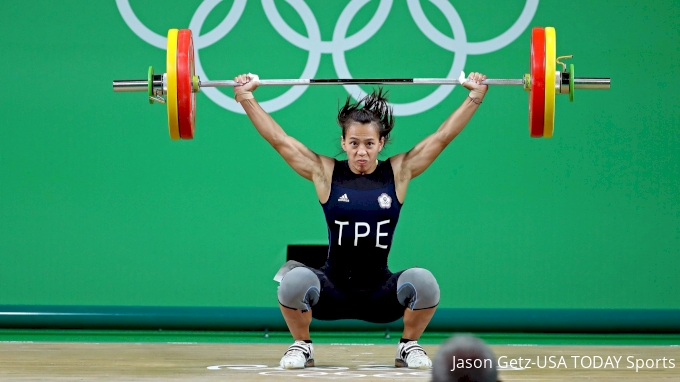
189;34;196;138
190;40;196;137
529;27;546;138
177;29;196;140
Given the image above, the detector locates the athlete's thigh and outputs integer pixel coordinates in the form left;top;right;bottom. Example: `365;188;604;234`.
309;268;355;320
310;269;408;322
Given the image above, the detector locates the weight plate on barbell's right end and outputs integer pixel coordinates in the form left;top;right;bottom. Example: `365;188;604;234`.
177;29;195;140
166;29;180;141
529;27;546;138
189;35;197;138
569;63;574;102
543;27;557;138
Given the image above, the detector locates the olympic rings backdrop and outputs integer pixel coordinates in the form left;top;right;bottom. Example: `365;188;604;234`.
0;0;678;330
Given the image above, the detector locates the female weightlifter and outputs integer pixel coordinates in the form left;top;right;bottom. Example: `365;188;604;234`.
233;72;488;369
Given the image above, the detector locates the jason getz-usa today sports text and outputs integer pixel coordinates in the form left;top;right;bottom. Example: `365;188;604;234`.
452;355;676;372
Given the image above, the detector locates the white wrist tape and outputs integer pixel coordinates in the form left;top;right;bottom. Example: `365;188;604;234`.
458;71;468;85
235;92;254;103
247;72;260;86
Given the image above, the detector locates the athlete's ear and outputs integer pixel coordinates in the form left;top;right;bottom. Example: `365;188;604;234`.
379;136;385;151
341;135;347;152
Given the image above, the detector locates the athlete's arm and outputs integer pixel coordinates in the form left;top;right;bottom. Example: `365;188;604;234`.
391;72;488;182
234;74;334;193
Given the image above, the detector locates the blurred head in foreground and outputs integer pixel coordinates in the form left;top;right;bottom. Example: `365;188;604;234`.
431;335;499;382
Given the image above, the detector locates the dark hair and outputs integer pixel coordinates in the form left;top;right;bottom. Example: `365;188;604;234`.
431;335;499;382
337;88;395;144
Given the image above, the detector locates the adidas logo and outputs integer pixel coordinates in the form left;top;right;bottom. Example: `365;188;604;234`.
338;194;350;202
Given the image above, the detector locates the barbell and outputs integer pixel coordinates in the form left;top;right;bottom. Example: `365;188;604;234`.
112;27;610;140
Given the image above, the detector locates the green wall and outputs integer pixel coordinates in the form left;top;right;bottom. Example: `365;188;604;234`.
0;1;678;317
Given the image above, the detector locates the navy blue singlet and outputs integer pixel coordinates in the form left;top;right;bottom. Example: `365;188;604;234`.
321;159;402;290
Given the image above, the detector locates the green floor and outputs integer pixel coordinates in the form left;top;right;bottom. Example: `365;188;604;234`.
1;330;679;346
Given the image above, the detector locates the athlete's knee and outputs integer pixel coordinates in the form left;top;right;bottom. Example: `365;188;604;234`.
397;268;440;310
277;267;321;312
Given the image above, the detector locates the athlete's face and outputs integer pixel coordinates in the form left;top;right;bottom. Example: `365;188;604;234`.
341;122;384;175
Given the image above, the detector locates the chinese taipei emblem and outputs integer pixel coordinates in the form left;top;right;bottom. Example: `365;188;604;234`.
378;193;392;209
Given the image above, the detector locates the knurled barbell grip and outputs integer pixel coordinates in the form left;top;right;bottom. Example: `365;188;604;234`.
200;78;526;87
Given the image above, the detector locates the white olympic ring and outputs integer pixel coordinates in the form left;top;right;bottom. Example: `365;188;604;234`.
116;0;538;116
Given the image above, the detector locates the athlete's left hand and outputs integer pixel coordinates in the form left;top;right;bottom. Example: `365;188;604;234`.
463;72;488;99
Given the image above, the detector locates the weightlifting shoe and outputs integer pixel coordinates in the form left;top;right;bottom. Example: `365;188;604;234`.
280;340;314;369
395;340;432;369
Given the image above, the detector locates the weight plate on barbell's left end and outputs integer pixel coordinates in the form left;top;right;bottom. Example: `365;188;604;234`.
543;27;557;138
529;27;546;138
148;66;154;105
166;29;180;141
177;29;196;140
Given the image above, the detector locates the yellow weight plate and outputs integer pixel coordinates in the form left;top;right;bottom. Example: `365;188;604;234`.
543;27;556;138
166;29;180;140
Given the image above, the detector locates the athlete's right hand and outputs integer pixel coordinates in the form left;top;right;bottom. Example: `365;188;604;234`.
234;73;260;94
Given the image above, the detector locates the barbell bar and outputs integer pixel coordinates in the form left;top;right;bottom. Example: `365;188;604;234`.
114;76;609;91
112;27;610;140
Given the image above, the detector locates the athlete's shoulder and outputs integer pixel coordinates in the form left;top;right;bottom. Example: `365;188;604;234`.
386;154;403;174
319;155;337;171
316;154;336;184
380;158;395;170
330;159;350;179
372;159;394;183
